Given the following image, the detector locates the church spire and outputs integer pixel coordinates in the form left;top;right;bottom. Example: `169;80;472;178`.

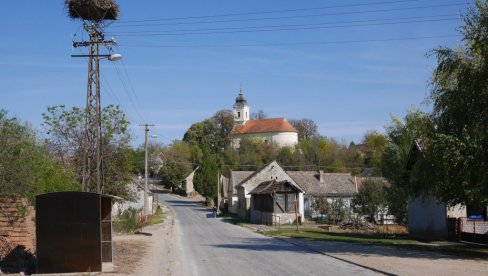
233;86;250;125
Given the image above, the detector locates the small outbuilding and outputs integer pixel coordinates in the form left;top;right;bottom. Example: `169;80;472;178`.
249;180;304;225
36;192;113;274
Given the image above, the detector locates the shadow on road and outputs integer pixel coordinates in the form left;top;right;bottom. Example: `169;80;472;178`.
164;200;200;206
210;238;313;254
211;236;486;261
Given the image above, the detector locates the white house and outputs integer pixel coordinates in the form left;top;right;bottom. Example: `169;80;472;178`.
230;89;298;149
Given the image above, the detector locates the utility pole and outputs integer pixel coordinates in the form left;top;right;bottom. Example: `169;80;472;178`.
72;22;118;194
141;124;154;217
217;169;220;212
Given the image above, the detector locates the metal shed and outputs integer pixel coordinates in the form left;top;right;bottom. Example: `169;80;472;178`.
36;192;113;274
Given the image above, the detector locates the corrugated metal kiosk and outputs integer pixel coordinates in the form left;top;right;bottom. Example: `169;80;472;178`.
36;192;113;274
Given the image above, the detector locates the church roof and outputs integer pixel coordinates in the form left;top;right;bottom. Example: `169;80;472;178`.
234;89;247;105
231;118;297;135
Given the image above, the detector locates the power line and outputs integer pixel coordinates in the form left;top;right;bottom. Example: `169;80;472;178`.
111;62;147;123
115;0;419;24
110;2;467;28
110;18;458;37
113;46;150;121
118;34;460;49
109;13;458;35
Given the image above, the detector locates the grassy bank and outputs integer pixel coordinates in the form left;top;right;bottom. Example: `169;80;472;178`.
263;227;488;258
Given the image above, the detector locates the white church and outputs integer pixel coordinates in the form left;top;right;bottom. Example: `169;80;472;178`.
230;89;298;149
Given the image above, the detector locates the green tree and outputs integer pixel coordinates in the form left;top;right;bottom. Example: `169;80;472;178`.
183;109;234;156
311;197;331;221
362;130;388;168
160;140;193;189
42;104;133;198
0;110;78;201
352;179;387;224
329;199;350;224
422;0;488;206
193;155;219;204
381;110;432;224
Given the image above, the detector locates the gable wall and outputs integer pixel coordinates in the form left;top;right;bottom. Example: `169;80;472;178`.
241;163;295;197
238;162;304;220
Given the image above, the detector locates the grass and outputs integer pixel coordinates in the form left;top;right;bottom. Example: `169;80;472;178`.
219;213;247;225
113;206;165;233
146;205;165;226
263;227;488;258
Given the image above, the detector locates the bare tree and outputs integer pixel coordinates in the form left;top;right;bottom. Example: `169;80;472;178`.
289;118;318;140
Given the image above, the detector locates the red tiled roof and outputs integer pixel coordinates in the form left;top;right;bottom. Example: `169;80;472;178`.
231;118;297;135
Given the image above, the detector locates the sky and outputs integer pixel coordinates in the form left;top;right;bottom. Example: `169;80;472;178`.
0;0;472;147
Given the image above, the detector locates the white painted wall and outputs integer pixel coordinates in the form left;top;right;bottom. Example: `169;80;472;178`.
232;131;298;149
233;104;249;125
112;182;154;217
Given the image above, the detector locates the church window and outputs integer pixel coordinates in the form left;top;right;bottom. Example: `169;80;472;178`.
237;111;241;118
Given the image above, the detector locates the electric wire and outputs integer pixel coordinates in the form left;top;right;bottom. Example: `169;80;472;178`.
111;61;147;123
115;0;420;24
113;46;150;121
111;17;458;37
110;2;468;28
109;13;458;35
119;34;460;49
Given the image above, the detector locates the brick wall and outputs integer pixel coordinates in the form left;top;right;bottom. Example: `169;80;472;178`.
460;218;488;234
0;197;36;259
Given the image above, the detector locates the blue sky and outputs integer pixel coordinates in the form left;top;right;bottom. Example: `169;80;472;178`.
0;0;470;146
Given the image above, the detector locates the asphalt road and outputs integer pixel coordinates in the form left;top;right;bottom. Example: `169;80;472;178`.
157;193;379;276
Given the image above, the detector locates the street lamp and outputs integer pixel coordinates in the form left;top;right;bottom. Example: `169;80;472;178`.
71;53;122;61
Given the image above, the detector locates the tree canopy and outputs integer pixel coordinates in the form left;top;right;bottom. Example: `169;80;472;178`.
42;104;133;198
0;109;78;201
422;0;488;206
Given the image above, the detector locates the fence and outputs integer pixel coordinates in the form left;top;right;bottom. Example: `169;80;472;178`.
448;218;488;244
460;218;488;234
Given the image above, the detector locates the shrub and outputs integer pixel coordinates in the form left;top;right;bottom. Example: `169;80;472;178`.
113;207;141;233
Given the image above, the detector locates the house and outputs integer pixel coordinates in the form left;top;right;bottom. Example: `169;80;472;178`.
230;89;298;149
227;170;253;214
219;174;229;210
236;161;305;224
184;168;198;196
287;171;358;219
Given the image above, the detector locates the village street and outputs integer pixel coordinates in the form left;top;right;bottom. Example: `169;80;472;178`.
155;193;378;276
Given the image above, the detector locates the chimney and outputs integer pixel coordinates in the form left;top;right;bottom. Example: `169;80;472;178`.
319;170;324;184
354;176;358;193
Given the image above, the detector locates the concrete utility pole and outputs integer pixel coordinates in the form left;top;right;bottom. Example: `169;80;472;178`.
141;124;154;217
72;22;119;194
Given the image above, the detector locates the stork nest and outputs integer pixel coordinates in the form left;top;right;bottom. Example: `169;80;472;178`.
65;0;119;21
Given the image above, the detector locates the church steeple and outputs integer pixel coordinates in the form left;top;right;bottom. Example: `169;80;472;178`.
233;87;250;125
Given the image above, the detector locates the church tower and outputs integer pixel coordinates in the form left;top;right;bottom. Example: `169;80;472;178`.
233;88;250;125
